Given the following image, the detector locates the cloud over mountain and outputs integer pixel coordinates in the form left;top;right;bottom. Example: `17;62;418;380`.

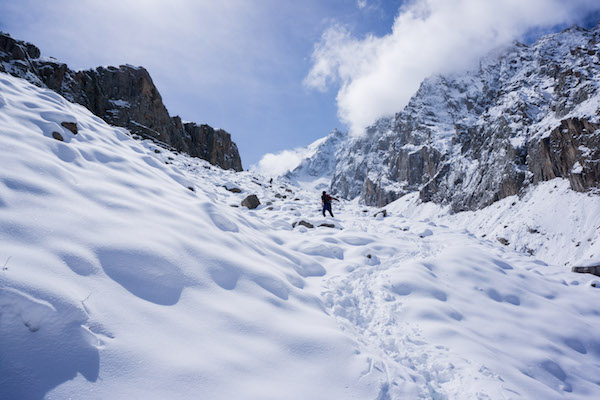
305;0;600;135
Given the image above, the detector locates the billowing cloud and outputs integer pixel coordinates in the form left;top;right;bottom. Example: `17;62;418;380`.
305;0;600;135
252;148;312;177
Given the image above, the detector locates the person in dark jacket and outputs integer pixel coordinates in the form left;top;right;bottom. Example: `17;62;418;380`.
321;191;339;217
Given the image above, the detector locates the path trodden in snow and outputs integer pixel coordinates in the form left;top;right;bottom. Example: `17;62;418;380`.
1;72;600;399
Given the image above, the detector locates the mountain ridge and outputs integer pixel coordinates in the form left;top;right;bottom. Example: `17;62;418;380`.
0;32;243;171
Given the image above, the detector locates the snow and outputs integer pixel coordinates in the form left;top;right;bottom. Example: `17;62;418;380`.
108;99;130;108
387;179;600;268
2;72;600;399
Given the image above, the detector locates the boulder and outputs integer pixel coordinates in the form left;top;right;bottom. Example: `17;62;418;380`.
318;223;335;228
572;265;600;277
292;220;314;229
497;237;509;246
241;195;260;209
61;121;78;134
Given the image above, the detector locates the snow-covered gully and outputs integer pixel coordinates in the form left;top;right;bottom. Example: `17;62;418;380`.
1;73;600;399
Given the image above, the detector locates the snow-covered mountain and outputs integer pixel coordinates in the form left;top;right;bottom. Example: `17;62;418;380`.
303;24;600;211
283;128;347;191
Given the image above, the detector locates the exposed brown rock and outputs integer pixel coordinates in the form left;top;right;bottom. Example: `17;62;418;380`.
61;121;77;134
0;32;243;172
529;118;600;192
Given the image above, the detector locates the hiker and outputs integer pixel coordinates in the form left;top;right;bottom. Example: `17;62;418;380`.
321;191;339;217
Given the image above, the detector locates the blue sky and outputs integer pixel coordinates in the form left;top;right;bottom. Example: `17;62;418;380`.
1;1;599;169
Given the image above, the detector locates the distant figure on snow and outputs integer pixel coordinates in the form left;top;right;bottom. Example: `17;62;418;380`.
321;191;339;217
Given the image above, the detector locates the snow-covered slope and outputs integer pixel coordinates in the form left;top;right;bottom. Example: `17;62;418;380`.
2;72;600;400
0;73;377;400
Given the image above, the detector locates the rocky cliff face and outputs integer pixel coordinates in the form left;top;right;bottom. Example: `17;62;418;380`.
0;33;243;171
329;24;600;211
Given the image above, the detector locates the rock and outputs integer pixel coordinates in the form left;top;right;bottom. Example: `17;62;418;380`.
497;237;509;246
0;32;243;172
318;223;335;228
292;220;314;229
52;131;63;141
60;121;78;134
572;265;600;277
241;195;260;209
181;122;243;171
373;209;387;218
225;187;242;193
529;118;600;192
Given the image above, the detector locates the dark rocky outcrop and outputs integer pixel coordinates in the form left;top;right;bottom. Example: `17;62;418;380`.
0;32;242;171
318;223;336;228
241;195;260;209
572;265;600;277
60;122;78;135
292;220;314;229
529;118;600;192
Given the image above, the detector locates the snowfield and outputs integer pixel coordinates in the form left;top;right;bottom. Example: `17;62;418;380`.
1;72;600;400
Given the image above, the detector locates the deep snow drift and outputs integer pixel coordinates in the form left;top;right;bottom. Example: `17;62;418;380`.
1;73;600;400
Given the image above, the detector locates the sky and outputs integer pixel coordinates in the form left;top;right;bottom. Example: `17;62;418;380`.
1;0;600;170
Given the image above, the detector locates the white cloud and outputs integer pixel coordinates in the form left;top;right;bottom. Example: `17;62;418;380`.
252;148;312;177
305;0;600;135
357;0;368;9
